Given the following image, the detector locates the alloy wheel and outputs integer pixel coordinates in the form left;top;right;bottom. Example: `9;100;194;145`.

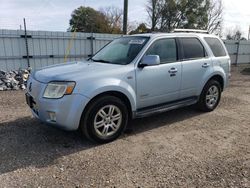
94;105;122;137
206;85;219;108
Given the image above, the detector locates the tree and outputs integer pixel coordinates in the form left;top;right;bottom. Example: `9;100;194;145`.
226;27;245;40
146;0;161;31
129;23;150;34
69;6;109;33
158;0;179;32
146;0;178;32
180;0;210;29
99;6;123;34
146;0;222;33
206;0;223;35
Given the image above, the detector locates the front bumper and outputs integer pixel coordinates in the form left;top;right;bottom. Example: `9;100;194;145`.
26;78;90;130
28;94;89;130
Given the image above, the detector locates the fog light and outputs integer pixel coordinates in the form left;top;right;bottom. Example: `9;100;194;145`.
48;111;56;122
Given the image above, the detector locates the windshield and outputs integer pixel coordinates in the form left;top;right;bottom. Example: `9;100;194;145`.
91;36;149;65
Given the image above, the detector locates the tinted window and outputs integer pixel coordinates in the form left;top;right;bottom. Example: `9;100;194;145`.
146;38;177;63
180;38;206;60
204;37;226;57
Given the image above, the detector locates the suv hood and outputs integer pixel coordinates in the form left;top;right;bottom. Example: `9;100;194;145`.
33;61;125;83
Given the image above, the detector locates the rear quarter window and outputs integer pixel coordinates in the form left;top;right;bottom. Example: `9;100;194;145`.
204;37;227;57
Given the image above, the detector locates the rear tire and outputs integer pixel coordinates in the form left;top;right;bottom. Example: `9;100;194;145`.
197;80;221;112
80;95;128;143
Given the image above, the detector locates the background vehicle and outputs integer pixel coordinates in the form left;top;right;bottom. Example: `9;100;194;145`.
26;31;231;143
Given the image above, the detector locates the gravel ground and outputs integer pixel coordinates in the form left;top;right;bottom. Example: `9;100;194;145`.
0;65;249;188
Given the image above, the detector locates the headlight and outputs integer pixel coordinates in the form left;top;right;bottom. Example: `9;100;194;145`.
43;82;75;99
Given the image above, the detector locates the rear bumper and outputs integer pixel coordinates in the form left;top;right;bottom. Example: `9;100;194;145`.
28;93;90;130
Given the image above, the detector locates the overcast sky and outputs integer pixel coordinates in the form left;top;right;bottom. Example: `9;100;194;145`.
0;0;250;38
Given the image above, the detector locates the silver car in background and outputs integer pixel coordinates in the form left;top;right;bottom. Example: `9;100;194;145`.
26;30;230;143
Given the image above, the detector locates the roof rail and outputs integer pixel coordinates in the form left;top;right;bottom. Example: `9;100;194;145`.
173;29;209;34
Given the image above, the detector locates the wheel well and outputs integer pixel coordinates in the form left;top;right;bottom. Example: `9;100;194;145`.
208;75;224;91
83;91;133;120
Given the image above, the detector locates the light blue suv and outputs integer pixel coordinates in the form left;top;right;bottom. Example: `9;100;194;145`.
26;31;230;143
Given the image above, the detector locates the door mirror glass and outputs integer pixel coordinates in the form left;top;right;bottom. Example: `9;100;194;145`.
139;55;160;68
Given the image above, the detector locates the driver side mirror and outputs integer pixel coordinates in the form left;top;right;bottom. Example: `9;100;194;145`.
138;55;160;68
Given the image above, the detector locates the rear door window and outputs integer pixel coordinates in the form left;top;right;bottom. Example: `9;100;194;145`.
204;37;227;57
146;38;177;63
180;38;206;60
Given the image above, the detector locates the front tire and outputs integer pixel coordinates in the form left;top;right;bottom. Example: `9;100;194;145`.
197;80;222;112
80;96;128;143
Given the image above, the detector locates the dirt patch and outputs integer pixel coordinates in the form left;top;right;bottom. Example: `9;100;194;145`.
241;67;250;75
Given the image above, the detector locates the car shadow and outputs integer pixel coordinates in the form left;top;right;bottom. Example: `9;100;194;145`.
126;107;202;135
0;107;202;175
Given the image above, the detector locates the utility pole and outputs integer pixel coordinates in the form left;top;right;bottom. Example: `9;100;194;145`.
23;18;30;68
123;0;128;35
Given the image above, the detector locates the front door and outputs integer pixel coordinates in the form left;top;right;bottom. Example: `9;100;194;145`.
136;38;182;109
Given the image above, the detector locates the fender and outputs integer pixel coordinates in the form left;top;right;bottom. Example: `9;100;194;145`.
75;78;137;112
198;66;226;95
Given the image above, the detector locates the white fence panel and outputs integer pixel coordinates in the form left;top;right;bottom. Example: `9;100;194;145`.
1;29;250;71
0;29;121;71
224;40;250;64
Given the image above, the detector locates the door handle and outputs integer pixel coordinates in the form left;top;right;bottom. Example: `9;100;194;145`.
168;68;178;74
202;63;210;68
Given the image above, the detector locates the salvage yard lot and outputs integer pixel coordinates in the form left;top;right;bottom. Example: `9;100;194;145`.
0;66;249;187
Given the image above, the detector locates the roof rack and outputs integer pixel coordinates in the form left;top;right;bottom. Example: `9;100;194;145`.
173;29;209;34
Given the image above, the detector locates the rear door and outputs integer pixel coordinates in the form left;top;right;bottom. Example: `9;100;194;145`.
178;37;213;98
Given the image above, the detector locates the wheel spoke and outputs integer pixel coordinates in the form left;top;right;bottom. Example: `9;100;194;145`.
211;86;215;92
208;88;213;95
206;95;212;100
212;89;217;95
102;126;109;136
208;100;212;105
108;106;115;116
95;120;105;128
210;99;215;105
98;109;107;118
112;113;121;121
110;122;117;131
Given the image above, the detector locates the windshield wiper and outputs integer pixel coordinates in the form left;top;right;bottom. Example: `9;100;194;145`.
91;59;111;63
